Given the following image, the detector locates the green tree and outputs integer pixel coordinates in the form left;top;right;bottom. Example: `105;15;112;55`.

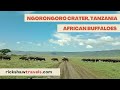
0;49;11;55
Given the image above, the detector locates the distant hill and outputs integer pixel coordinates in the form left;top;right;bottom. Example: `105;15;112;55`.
10;50;120;57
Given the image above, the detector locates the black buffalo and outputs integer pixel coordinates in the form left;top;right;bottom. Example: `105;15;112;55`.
28;57;36;60
19;56;28;60
62;58;69;62
35;57;46;61
51;58;59;61
0;56;2;60
2;56;11;60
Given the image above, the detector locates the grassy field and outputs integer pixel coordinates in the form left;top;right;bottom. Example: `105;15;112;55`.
1;55;120;79
69;56;120;79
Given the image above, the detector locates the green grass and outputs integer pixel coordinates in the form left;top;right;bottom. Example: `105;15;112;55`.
1;55;120;79
69;56;120;79
0;55;61;79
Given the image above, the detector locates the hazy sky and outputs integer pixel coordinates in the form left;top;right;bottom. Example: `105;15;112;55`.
0;11;120;52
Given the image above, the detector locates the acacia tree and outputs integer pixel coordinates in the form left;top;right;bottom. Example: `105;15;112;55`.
0;49;11;55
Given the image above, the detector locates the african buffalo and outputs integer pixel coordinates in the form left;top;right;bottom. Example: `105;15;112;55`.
2;56;11;60
51;58;59;61
28;57;36;60
0;56;2;60
62;58;69;62
19;56;28;60
35;57;46;61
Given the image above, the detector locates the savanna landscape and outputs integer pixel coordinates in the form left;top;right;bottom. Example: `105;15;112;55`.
0;49;120;79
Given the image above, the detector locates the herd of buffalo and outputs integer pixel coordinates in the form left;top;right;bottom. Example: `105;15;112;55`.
0;55;69;62
82;58;120;63
1;55;120;63
19;56;69;61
